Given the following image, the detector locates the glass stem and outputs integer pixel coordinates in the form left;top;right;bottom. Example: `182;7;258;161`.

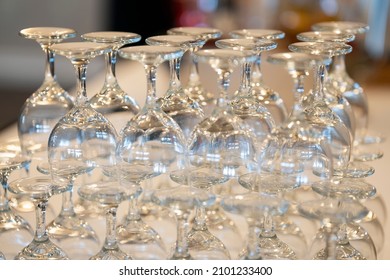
126;196;141;221
34;199;49;242
261;212;276;238
104;51;119;88
73;61;89;106
60;183;76;217
169;57;182;91
0;172;10;211
330;55;347;76
144;65;158;109
173;215;191;259
187;46;201;86
193;205;207;230
324;223;338;260
216;70;232;110
239;61;252;95
290;73;306;117
103;205;119;250
312;64;326;102
251;53;263;87
42;43;57;84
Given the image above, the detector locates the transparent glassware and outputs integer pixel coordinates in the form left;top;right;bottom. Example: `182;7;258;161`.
151;185;216;260
145;34;206;140
296;31;356;139
311;176;380;259
288;41;362;177
48;41;118;259
311;21;384;147
18;27;76;162
298;197;370;260
0;151;33;259
116;45;187;259
77;181;140;260
221;190;293;260
8;176;70;260
187;49;258;243
0;251;4;260
167;27;222;117
169;166;231;259
214;38;276;152
81;31;142;131
229;29;288;125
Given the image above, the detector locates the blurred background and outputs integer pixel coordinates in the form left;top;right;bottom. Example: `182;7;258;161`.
0;0;389;130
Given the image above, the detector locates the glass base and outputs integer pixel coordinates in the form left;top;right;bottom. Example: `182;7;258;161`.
257;235;297;260
187;226;231;259
0;210;33;233
15;239;69;260
116;218;167;259
314;242;366;260
90;245;132;260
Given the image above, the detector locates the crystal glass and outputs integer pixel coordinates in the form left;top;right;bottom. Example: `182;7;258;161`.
145;34;205;139
311;21;384;146
221;191;293;259
167;27;222;117
116;45;187;259
215;38;276;152
169;166;231;259
81;31;142;131
78;181;140;260
8;176;70;259
48;41;118;259
298;197;370;259
0;150;33;259
151;185;216;260
229;29;288;125
18;27;76;162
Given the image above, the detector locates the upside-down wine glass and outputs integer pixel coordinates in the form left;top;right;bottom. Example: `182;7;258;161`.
116;45;187;259
78;181;141;260
48;41;118;259
296;30;383;162
311;21;385;147
298;196;370;259
229;29;288;125
8;176;70;259
81;31;142;131
169;166;231;259
214;38;276;152
187;49;258;248
152;185;216;260
145;34;205;140
16;27;76;213
310;174;379;259
0;151;33;259
18;27;76;162
221;190;292;259
167;27;222;117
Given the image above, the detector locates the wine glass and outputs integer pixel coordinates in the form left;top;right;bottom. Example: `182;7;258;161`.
221;190;293;259
18;27;76;161
0;149;33;259
116;45;187;259
311;21;384;147
145;34;205;139
8;176;70;259
151;185;216;260
167;27;222;117
77;181;140;260
214;38;276;152
296;30;356;139
169;166;231;259
229;29;288;125
48;41;118;259
187;48;258;242
81;31;142;131
298;196;370;259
